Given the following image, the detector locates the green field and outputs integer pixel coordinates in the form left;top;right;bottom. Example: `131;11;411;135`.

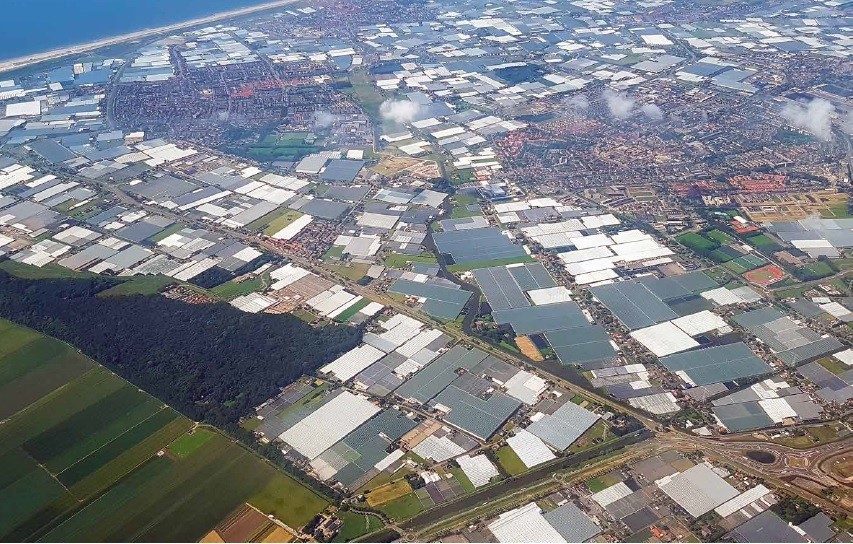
0;320;329;541
345;68;385;121
723;254;766;274
245;133;322;162
211;272;271;300
262;209;305;236
676;232;717;252
326;262;371;281
333;511;383;542
0;260;95;280
797;261;835;281
448;255;534;273
333;297;372;322
449;468;476;493
168;428;215;458
745;233;778;250
586;473;620;493
817;357;847;376
383;252;437;269
706;229;734;244
98;274;176;297
450;206;482;219
376;493;425;521
148;222;185;243
495;446;527;476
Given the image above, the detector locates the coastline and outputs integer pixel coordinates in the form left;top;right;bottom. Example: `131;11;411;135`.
0;0;298;75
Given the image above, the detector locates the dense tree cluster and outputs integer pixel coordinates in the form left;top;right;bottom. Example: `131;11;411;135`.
772;496;822;525
0;271;362;426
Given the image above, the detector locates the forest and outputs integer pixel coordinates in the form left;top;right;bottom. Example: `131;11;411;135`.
0;270;362;426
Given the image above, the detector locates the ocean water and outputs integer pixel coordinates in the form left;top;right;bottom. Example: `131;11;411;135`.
0;0;272;60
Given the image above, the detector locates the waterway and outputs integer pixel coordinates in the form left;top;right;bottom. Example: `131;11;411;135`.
0;0;272;61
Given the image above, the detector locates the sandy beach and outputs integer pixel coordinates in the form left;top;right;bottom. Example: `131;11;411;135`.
0;0;298;74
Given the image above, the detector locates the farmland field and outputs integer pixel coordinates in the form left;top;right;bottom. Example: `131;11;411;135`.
263;209;305;236
366;479;413;507
333;510;383;542
0;320;329;541
383;251;437;269
495;446;528;476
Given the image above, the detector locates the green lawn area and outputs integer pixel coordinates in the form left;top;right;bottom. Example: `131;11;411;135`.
676;232;717;251
798;261;835;280
745;234;778;249
292;309;317;323
775;289;806;300
167;429;215;458
448;255;534;273
449;468;476;493
148;222;185;243
263;210;305;236
709;248;735;263
383;252;437;269
453;193;479;207
324;245;345;260
375;493;424;521
272;383;328;423
67;197;110;221
495;446;527;476
817;357;847;376
332;511;383;542
333;298;371;322
0;260;95;280
241;418;262;431
450;204;483;219
820;201;850;219
325;262;370;282
774;423;847;449
585;474;620;493
706;229;734;244
211;273;270;301
346;68;385;121
98;275;176;297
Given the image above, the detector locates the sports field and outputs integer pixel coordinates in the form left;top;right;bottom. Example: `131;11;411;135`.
743;264;786;286
0;320;329;541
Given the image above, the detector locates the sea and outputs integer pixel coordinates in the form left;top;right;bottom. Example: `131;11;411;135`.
0;0;273;61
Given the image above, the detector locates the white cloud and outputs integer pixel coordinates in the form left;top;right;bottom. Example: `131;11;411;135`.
641;103;664;121
565;94;589;111
603;90;636;120
780;98;835;142
314;111;338;128
379;99;421;123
